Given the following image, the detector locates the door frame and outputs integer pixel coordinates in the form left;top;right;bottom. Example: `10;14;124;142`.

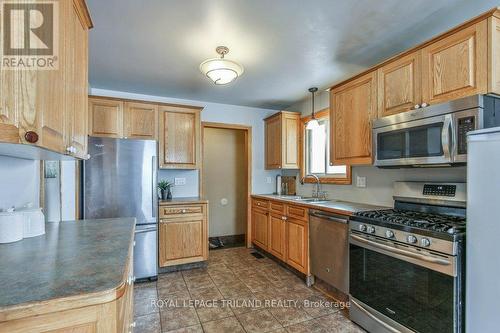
201;122;253;248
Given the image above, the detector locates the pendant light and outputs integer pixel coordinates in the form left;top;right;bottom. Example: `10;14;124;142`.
199;46;244;85
306;87;320;130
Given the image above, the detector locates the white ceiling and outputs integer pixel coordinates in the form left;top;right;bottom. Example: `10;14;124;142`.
87;0;498;110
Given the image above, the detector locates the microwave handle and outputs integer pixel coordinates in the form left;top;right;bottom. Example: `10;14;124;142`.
441;114;453;161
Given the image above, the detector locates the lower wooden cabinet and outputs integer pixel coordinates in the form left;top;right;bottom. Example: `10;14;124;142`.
251;208;269;250
268;214;286;260
251;198;309;275
286;218;308;273
158;202;208;267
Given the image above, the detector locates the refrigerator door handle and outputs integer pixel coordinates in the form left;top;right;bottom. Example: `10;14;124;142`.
152;155;157;219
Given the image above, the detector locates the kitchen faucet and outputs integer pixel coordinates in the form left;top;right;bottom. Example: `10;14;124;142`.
300;174;325;199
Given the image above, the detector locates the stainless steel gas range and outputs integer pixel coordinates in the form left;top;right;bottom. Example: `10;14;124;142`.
348;182;466;333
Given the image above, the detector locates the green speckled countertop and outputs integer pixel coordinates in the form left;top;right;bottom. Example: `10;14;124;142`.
0;218;135;310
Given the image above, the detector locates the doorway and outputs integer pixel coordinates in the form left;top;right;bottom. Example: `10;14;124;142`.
202;122;252;249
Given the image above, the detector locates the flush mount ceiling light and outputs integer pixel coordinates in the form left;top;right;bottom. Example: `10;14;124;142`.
306;87;320;130
199;46;244;85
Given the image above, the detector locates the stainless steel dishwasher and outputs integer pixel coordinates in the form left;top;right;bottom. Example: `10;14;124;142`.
309;210;349;293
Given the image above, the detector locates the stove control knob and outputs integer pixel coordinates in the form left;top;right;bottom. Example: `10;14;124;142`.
358;224;367;232
407;235;417;244
366;226;375;234
385;230;394;238
421;238;431;247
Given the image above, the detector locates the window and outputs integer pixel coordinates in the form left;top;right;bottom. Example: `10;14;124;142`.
302;111;351;184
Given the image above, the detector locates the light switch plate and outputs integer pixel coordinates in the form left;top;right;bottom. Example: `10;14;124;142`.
266;177;272;184
174;177;186;186
356;176;366;188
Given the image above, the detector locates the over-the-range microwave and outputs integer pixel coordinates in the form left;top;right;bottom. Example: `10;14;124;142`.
373;94;500;167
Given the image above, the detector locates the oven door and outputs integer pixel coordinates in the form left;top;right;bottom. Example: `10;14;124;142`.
349;233;459;333
373;114;453;167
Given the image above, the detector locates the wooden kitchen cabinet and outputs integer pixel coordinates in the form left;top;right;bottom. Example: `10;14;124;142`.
330;71;377;166
421;21;487;106
268;214;286;260
88;98;124;138
377;52;422;117
251;207;269;250
159;105;202;169
286;217;308;273
0;0;92;158
265;111;300;169
123;102;158;140
158;202;208;267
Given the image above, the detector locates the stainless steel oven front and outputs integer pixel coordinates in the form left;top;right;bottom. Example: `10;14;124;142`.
349;231;464;333
373;100;483;167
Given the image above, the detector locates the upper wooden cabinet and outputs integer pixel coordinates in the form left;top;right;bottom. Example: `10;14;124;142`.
265;111;300;169
421;21;487;106
330;71;377;166
88;98;124;138
123;102;158;140
377;52;422;117
159;105;202;169
0;0;92;158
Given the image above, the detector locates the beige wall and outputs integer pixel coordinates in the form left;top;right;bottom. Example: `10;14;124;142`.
203;127;247;237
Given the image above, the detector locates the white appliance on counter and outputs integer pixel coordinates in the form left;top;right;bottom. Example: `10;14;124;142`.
0;206;45;243
466;126;500;333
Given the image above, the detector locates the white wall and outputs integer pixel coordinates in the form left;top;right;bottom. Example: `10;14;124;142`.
0;156;40;210
90;88;283;197
285;91;467;207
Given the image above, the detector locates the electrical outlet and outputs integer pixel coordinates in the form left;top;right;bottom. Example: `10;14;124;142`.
174;177;186;186
356;176;366;188
266;177;272;184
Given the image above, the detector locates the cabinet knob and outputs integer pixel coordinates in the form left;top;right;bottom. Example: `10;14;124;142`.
131;321;136;328
181;209;186;213
24;131;39;143
421;102;428;108
414;104;421;109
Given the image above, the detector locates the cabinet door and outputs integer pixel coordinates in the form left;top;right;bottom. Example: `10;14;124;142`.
159;107;200;169
422;21;487;105
286;218;308;274
123;102;158;140
378;52;422;117
159;218;206;267
330;71;377;165
0;66;20;143
268;214;286;260
251;208;269;250
265;115;282;169
88;98;123;138
281;113;300;169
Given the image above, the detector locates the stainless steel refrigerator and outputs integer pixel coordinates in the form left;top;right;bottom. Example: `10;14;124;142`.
466;126;500;332
84;137;158;280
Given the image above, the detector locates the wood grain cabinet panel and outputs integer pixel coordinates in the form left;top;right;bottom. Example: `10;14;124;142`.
251;208;269;250
286;217;308;274
123;102;158;140
422;21;487;105
330;71;377;166
268;214;286;260
265;111;300;169
158;203;208;267
488;16;500;94
378;52;422;117
88;98;123;138
159;106;201;169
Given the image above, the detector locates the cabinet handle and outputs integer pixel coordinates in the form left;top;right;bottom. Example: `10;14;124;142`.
24;131;39;143
181;209;187;213
282;216;287;220
413;104;421;109
421;102;428;108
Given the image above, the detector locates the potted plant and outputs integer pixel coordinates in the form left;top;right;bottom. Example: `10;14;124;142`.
157;180;173;200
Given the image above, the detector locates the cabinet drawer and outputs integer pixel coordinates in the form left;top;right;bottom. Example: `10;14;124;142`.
269;201;285;214
252;198;269;210
287;205;308;221
160;205;204;219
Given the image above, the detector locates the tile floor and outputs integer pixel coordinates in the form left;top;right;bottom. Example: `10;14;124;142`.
133;247;365;333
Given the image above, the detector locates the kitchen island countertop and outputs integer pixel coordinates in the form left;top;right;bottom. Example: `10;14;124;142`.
0;218;135;317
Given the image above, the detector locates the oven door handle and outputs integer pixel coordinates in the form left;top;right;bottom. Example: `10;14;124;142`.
350;299;401;333
350;234;451;266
